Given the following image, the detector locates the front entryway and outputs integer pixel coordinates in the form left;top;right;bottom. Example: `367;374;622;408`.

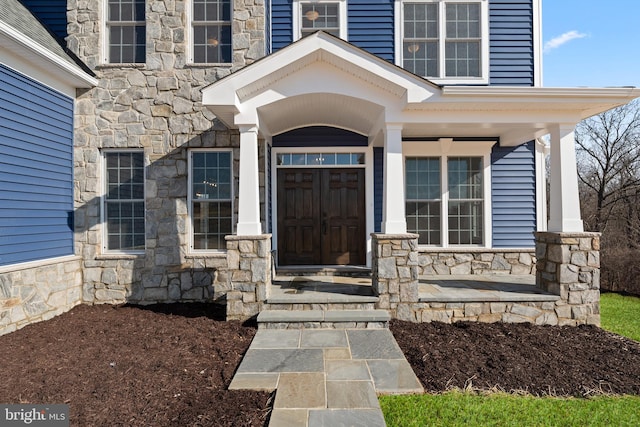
277;168;366;266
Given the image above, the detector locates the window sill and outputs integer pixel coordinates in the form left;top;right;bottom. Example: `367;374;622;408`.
186;63;233;68
96;253;145;260
96;63;146;69
417;247;534;253
185;252;227;258
428;77;489;86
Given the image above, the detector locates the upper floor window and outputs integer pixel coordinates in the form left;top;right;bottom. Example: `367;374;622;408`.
107;0;146;63
399;0;488;83
191;0;232;63
293;0;347;41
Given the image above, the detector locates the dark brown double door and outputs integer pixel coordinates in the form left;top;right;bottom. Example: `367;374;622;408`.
277;168;366;266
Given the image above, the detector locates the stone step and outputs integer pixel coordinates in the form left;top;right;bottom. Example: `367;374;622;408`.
257;309;391;329
263;302;378;311
275;266;371;278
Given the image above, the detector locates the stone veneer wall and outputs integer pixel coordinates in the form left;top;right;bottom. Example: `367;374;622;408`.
372;233;600;326
371;234;420;320
224;235;271;320
67;0;267;304
416;249;536;275
535;232;601;326
0;257;83;336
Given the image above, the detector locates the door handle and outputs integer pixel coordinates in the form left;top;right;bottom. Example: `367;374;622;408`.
322;219;327;235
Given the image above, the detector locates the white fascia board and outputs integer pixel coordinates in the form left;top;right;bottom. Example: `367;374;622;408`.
202;33;441;108
0;21;97;89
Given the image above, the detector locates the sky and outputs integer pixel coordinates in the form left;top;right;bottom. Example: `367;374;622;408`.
542;0;640;88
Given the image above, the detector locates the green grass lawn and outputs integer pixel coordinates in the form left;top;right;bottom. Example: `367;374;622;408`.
600;292;640;342
381;293;640;427
380;392;640;427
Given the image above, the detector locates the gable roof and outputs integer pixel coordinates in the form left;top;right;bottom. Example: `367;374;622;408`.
203;32;640;146
0;0;96;88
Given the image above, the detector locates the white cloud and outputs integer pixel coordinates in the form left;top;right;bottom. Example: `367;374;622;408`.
543;30;588;53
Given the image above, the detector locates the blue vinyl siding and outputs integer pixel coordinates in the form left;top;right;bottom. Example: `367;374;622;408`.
271;0;395;60
20;0;68;41
271;0;294;52
491;141;536;247
373;147;383;232
348;0;395;61
0;64;74;266
489;0;535;86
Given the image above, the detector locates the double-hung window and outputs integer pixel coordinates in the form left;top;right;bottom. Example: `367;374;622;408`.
294;0;347;40
190;151;233;251
104;151;145;252
405;151;488;247
106;0;146;63
191;0;232;63
401;0;487;83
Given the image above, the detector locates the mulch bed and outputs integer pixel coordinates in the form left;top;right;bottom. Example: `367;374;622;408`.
1;305;640;426
0;304;270;426
391;320;640;397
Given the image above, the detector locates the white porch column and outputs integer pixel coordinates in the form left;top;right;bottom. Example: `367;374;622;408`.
547;123;584;232
236;125;262;235
381;124;407;233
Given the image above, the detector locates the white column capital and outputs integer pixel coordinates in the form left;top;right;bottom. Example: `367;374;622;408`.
238;124;259;135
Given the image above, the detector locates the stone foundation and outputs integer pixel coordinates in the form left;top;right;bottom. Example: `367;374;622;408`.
417;249;536;275
225;235;272;320
0;256;83;336
535;232;601;326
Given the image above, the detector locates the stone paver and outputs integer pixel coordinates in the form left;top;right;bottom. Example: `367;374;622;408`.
308;409;387;427
231;328;424;427
347;329;406;360
237;348;324;373
418;275;559;302
274;373;326;409
326;381;380;409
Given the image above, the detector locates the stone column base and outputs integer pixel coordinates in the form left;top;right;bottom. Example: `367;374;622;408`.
371;233;420;321
225;234;272;321
535;232;600;326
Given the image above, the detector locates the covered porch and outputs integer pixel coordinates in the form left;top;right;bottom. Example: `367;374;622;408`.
201;32;640;324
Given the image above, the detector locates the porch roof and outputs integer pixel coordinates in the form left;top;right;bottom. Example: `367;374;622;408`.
202;32;639;146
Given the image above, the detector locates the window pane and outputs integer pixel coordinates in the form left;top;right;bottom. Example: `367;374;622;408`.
192;0;231;62
193;201;232;250
301;2;340;36
448;201;483;245
108;1;146;64
445;41;480;77
191;152;232;250
405;157;441;245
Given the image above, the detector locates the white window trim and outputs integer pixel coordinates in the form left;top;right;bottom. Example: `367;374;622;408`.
403;139;495;248
185;0;234;65
187;149;235;254
101;149;146;255
271;145;374;267
395;0;489;84
292;0;348;42
101;0;146;65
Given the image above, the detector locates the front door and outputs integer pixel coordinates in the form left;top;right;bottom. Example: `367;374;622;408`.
277;168;366;265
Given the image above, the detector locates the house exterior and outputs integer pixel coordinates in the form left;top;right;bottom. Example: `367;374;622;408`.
1;0;638;334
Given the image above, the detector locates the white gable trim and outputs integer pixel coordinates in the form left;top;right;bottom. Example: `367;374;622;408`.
0;21;97;94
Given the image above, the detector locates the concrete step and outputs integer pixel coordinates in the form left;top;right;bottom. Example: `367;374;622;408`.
257;309;391;329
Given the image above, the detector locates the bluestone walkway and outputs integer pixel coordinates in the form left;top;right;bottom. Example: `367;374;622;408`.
230;329;423;427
